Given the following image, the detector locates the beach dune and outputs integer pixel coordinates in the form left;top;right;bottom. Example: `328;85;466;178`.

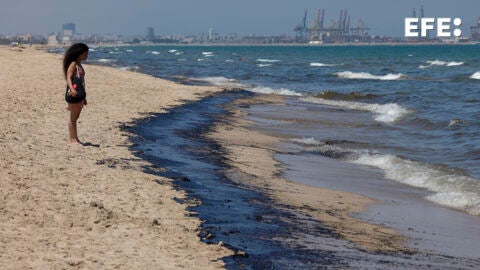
0;46;232;269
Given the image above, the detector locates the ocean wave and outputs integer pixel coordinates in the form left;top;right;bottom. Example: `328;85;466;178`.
315;90;380;101
126;49;133;53
334;71;405;80
470;71;480;80
193;77;246;88
310;62;336;67
202;52;214;56
98;59;117;63
291;139;480;216
448;119;469;128
257;64;272;67
353;153;480;215
257;59;280;63
119;66;140;72
146;51;160;55
249;86;303;96
291;137;322;145
167;49;182;55
419;60;464;68
301;96;409;123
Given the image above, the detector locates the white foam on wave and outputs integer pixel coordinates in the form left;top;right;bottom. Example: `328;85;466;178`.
119;66;140;72
126;49;133;53
446;61;464;66
419;60;464;68
335;71;405;81
202;52;214;56
257;64;272;67
353;153;480;215
249;86;303;96
301;96;409;123
470;71;480;80
257;59;280;63
291;136;480;216
98;58;117;63
291;137;322;145
168;49;177;53
194;77;245;88
310;62;336;67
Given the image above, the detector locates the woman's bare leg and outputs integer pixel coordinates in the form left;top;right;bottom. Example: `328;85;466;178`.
68;103;83;143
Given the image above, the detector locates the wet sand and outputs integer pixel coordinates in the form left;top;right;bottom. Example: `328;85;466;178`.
207;94;480;267
241;95;480;259
0;46;233;269
207;95;407;253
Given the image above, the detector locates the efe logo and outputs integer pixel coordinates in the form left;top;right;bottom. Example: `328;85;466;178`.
405;18;462;37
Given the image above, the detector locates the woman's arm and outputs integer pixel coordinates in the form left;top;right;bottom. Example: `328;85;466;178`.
66;61;77;96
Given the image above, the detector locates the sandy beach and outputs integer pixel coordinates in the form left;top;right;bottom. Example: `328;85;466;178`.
2;45;479;269
0;46;233;269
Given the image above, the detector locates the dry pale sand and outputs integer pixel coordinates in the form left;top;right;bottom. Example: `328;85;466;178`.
207;95;408;253
0;46;233;269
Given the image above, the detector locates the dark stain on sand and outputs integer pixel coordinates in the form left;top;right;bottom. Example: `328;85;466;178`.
126;90;345;269
125;90;480;269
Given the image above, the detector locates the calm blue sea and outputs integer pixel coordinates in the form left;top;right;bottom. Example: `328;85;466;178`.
62;44;480;216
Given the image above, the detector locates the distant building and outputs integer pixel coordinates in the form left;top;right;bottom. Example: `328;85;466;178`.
63;23;76;33
471;17;480;41
61;22;76;44
208;28;216;41
47;34;59;45
146;27;154;41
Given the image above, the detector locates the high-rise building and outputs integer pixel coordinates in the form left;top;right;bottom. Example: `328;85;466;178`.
147;27;154;41
62;23;76;36
61;22;76;43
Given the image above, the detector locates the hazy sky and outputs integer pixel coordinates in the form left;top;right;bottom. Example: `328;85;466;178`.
1;0;479;37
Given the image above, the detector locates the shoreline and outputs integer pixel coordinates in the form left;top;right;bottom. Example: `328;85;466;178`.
125;90;346;268
205;94;480;267
0;46;234;269
124;88;480;267
207;95;408;253
26;42;480;52
3;44;478;268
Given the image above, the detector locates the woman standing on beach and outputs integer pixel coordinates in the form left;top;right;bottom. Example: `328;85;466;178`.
63;43;89;144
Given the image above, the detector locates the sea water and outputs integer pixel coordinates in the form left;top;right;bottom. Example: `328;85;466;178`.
82;45;480;216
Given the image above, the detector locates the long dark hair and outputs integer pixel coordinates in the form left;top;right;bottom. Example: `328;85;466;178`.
63;43;89;79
